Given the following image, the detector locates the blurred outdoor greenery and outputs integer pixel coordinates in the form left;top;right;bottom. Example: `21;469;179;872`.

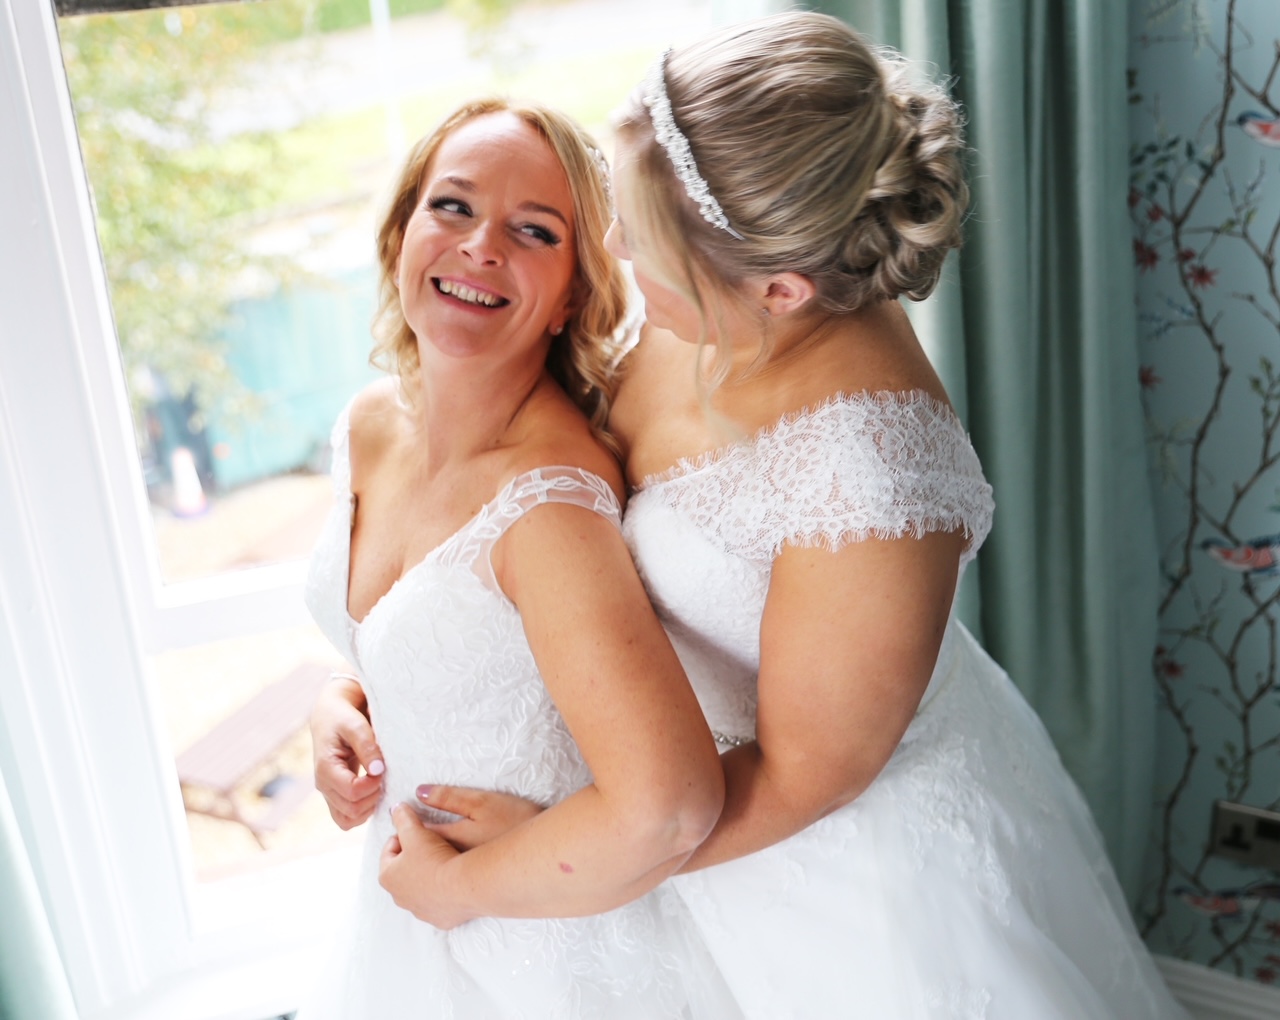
318;0;446;32
255;46;651;212
60;0;309;418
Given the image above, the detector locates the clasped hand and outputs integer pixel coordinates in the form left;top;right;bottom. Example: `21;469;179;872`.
377;787;546;929
311;678;547;927
379;804;470;929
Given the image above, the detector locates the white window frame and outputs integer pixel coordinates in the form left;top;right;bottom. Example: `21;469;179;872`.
9;4;318;654
1;2;352;1017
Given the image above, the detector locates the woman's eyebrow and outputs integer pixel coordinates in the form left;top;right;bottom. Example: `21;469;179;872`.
519;201;569;227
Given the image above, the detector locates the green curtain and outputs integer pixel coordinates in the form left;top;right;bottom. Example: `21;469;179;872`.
765;0;1161;901
0;771;77;1020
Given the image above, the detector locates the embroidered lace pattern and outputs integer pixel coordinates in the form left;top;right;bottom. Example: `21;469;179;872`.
622;388;1187;1018
300;390;1189;1019
924;981;993;1019
436;466;621;598
300;402;696;1018
638;390;994;564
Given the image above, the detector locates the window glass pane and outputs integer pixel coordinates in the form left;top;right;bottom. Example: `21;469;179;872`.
150;622;361;879
56;0;713;587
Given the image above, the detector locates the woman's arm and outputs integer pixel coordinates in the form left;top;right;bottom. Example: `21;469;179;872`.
677;528;964;872
378;503;725;927
410;528;966;871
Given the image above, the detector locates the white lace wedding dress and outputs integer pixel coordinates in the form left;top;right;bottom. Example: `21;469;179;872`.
295;405;737;1020
622;391;1189;1020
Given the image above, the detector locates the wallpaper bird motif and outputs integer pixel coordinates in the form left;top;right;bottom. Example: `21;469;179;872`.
1237;111;1280;147
1202;535;1280;577
1130;0;1280;987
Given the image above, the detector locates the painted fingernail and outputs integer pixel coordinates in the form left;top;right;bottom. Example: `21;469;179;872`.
368;759;385;777
416;784;433;801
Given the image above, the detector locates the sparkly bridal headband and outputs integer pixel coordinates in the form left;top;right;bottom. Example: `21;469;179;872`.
641;48;745;240
587;146;612;208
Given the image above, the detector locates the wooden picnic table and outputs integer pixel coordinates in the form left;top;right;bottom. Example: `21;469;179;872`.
176;660;332;848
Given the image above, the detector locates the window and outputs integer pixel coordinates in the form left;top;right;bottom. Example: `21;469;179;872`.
1;0;716;1016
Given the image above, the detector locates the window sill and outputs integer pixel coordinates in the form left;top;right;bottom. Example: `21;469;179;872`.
93;839;362;1020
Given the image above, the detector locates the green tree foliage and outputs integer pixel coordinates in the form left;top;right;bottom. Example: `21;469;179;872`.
58;3;309;417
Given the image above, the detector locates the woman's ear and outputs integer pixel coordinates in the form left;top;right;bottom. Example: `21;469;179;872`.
558;277;588;333
754;273;817;318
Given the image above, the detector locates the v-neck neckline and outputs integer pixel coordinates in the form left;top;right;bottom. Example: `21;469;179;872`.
341;482;503;629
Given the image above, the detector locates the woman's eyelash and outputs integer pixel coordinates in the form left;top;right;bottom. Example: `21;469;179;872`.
427;196;469;214
522;225;561;245
425;197;560;245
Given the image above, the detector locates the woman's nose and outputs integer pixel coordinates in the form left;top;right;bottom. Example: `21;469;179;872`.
459;221;504;265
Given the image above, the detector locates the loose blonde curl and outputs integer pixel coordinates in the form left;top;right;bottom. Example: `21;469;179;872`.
370;97;629;446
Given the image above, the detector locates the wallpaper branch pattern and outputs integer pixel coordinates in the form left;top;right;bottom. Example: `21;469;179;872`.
1131;0;1280;984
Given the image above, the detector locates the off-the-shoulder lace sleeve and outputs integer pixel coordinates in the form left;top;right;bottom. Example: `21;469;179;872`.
648;391;994;564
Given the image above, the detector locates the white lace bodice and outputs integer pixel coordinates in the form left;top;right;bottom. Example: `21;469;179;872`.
305;405;623;813
622;391;994;745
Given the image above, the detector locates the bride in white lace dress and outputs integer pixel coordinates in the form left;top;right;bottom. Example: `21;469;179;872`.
313;13;1190;1019
296;97;737;1018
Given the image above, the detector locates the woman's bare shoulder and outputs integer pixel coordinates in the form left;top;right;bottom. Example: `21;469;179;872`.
508;385;625;503
799;301;951;409
347;378;403;476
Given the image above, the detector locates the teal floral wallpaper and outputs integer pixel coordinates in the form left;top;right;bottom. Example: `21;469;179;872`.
1130;0;1280;984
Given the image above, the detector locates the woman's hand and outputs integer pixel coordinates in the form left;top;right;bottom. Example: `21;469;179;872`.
379;803;472;929
416;785;546;851
311;675;385;829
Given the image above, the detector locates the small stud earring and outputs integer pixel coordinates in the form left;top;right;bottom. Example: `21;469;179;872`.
551;324;564;336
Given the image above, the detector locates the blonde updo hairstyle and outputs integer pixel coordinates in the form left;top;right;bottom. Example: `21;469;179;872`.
371;97;628;441
614;12;968;374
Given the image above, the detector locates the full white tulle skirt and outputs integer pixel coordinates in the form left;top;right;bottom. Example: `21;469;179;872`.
294;819;741;1019
669;624;1188;1020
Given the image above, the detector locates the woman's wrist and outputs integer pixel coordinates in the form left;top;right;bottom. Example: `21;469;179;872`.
438;852;480;925
408;839;477;927
325;671;366;709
